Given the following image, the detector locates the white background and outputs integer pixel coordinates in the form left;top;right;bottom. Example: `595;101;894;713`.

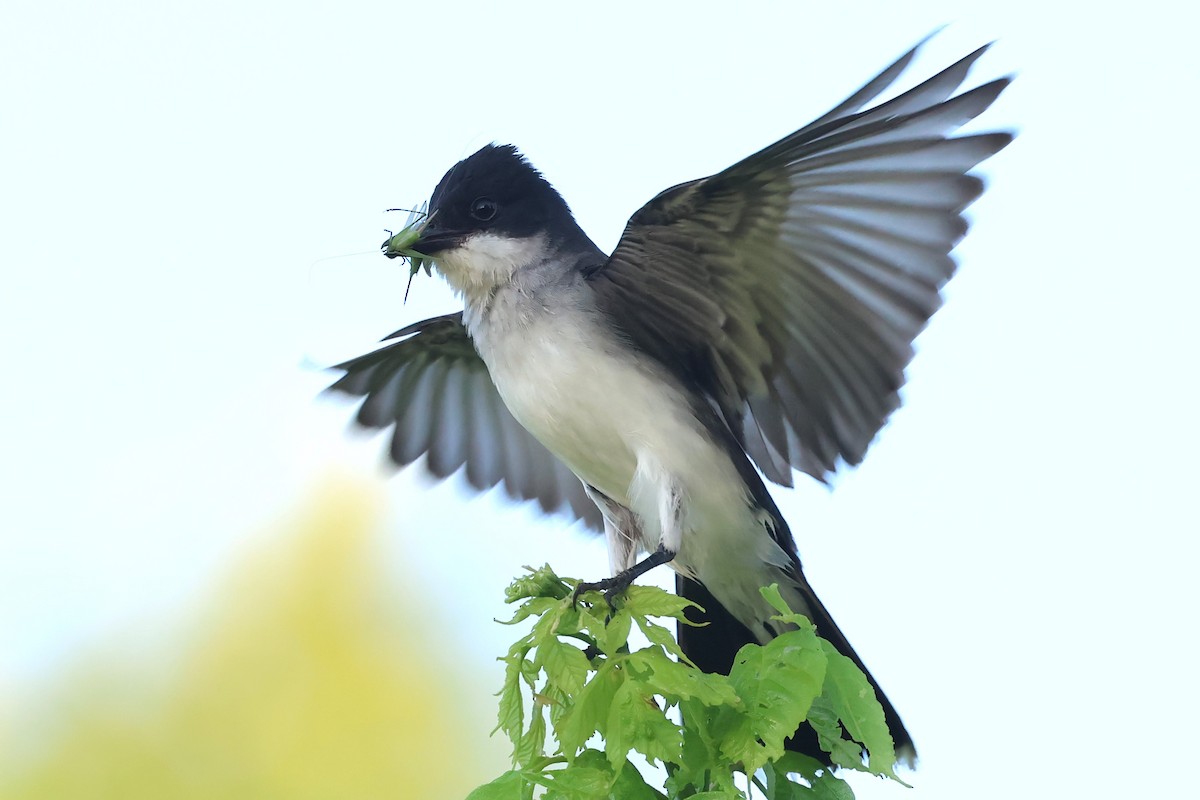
3;2;1197;797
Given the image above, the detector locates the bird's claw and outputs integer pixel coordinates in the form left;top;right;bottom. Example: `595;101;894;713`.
571;575;631;614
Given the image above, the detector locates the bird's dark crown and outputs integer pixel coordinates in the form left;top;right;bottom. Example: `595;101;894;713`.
427;144;578;241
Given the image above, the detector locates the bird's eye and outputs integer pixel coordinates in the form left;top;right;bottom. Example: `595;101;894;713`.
470;197;498;221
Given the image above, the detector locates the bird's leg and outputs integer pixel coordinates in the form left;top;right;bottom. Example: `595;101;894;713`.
573;544;676;610
583;484;642;574
574;482;683;610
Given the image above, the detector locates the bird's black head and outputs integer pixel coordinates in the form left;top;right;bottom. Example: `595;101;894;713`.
400;144;597;299
414;144;579;255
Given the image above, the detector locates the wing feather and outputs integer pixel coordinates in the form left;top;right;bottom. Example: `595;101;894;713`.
327;313;603;530
590;41;1012;481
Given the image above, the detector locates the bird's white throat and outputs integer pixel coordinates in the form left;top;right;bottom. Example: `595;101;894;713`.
433;232;550;301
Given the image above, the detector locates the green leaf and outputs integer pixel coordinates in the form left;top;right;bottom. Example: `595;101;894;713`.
531;601;570;644
591;608;632;656
571;748;611;768
669;705;724;796
537;759;614;799
620;584;700;620
628;650;737;707
715;626;827;773
542;684;571;729
818;640;898;778
481;570;897;800
805;695;864;771
519;656;540;689
761;583;793;617
634;616;690;663
534;749;631;800
506;564;572;602
514;702;548;767
496;655;525;744
556;664;622;756
772;750;825;781
604;679;682;768
466;770;534;800
760;584;817;630
498;596;560;626
541;639;590;697
772;753;857;800
608;759;666;799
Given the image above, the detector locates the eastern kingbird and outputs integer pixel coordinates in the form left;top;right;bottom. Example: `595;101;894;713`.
328;39;1012;764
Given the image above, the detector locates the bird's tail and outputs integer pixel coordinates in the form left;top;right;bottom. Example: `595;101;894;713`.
676;573;916;765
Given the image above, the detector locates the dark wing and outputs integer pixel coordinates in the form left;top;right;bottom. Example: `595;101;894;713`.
326;312;603;531
588;42;1013;484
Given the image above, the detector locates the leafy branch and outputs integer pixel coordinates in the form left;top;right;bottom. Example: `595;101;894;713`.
467;565;908;800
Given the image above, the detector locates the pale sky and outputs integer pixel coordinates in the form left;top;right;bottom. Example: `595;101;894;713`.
3;2;1197;798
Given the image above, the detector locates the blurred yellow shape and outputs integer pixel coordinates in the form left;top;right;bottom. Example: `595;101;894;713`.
0;477;506;799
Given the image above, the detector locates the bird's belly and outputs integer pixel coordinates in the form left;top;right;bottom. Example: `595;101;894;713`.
478;314;739;533
477;311;797;625
487;326;675;497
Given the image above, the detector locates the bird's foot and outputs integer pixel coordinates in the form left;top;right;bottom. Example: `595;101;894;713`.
572;573;633;613
570;544;677;612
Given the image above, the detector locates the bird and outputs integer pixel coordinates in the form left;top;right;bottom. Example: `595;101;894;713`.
326;38;1012;765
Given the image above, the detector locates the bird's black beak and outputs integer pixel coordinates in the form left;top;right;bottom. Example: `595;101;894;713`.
380;208;462;261
381;226;463;261
409;227;463;257
380;208;466;302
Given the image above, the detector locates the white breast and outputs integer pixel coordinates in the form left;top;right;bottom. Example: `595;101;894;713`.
478;306;678;504
437;240;796;635
469;289;802;635
471;297;754;557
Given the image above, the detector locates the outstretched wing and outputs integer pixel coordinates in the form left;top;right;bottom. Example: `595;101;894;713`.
588;42;1012;484
327;312;603;530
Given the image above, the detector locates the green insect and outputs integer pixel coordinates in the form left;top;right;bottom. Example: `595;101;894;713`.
381;202;434;302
